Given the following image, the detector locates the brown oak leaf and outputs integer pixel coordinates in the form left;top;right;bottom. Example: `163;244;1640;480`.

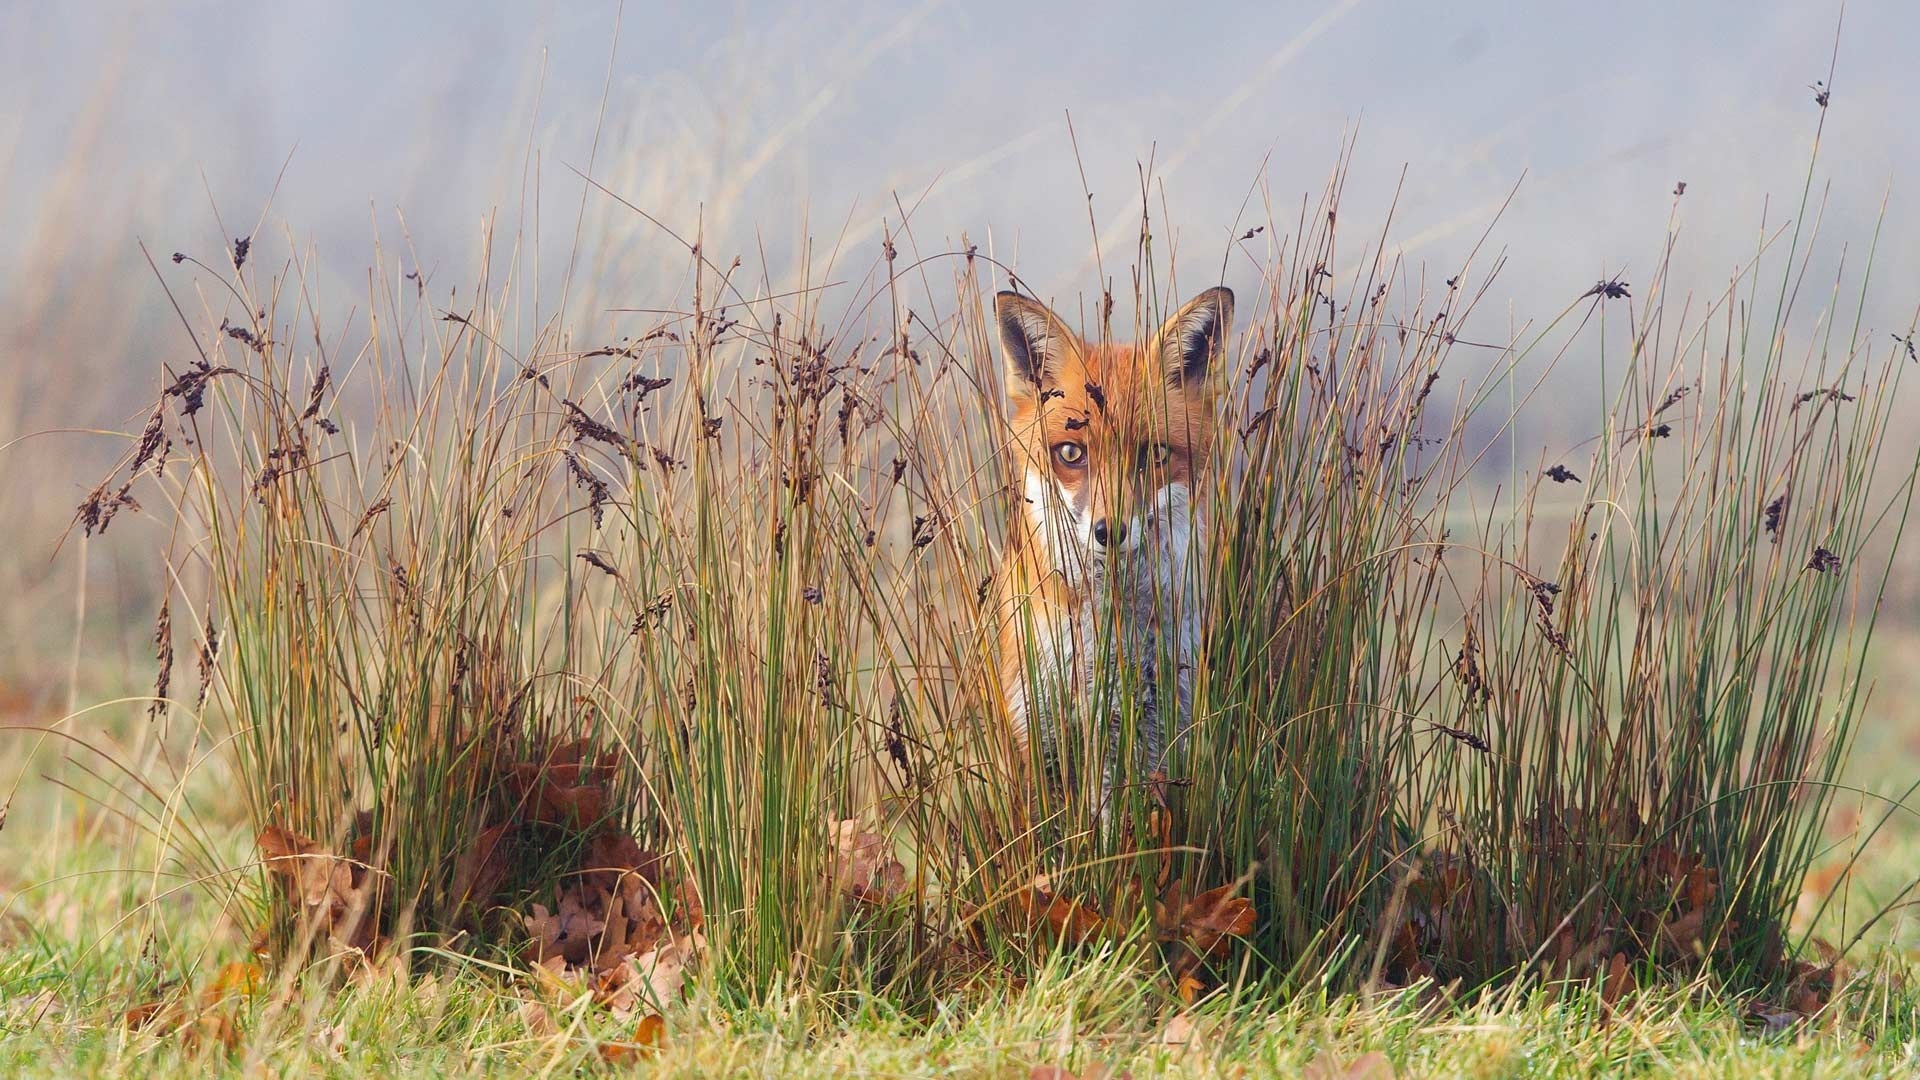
829;819;907;904
258;826;375;949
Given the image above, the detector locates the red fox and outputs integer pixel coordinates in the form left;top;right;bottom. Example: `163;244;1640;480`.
991;287;1233;805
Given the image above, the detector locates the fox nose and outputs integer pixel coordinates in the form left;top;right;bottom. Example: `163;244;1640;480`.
1091;518;1127;549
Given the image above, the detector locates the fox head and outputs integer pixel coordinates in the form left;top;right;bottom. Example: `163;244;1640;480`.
996;287;1233;572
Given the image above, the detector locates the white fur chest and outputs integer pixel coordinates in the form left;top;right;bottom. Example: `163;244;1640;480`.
1006;477;1205;785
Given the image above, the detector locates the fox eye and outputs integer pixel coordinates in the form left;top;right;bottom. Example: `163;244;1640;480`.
1144;443;1173;468
1052;442;1086;468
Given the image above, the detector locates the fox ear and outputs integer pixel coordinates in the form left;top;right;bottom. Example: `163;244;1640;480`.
1155;286;1234;386
995;291;1070;398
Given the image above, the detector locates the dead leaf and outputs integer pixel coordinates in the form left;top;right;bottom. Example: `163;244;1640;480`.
124;998;178;1031
518;997;558;1038
1657;908;1706;959
829;819;907;904
527;779;607;828
1158;1011;1196;1047
348;810;375;865
1012;881;1113;947
123;960;263;1055
524;904;560;964
507;745;615;828
599;1013;666;1063
1683;863;1719;912
641;934;699;1005
1146;802;1174;892
673;878;705;932
593;895;636;973
258;826;335;905
1178;884;1256;959
1785;957;1839;1016
516;821;691;1024
582;829;663;903
449;822;513;914
1601;951;1632;1005
202;961;262;1005
258;826;375;949
1175;973;1205;1006
582;841;668;970
592;958;642;1019
594;931;700;1018
523;894;607;967
529;953;584;1003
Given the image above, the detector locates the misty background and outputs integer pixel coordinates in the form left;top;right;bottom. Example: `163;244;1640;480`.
2;1;1916;681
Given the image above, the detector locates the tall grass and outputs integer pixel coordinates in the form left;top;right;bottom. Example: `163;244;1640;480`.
85;140;1917;1012
1423;211;1918;987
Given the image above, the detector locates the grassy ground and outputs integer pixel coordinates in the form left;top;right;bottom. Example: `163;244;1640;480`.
3;666;1917;1079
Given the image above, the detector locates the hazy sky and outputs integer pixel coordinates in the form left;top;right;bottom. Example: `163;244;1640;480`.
5;2;1918;406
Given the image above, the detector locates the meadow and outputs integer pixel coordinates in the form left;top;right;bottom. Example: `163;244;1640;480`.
4;99;1920;1078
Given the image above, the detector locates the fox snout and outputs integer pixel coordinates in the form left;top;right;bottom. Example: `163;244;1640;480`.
1021;466;1150;559
1077;505;1143;557
1035;473;1191;565
1080;485;1161;557
1103;484;1195;559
